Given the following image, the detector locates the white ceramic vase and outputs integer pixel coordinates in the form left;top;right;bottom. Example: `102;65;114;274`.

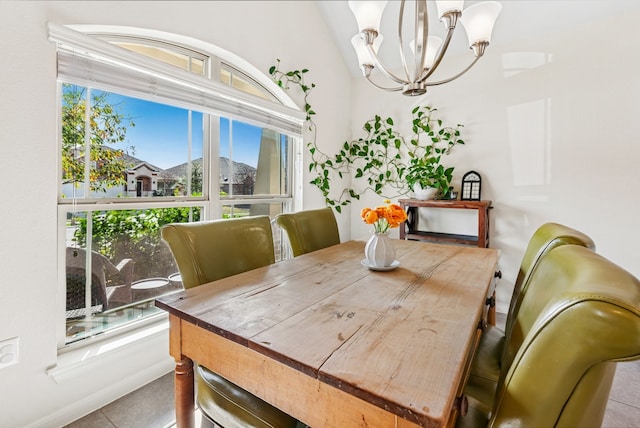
412;182;438;200
364;231;396;267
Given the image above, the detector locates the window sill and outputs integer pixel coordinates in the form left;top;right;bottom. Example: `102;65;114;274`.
48;316;172;384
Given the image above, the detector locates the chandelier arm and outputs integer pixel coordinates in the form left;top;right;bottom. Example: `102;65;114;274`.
419;19;457;82
365;74;404;92
413;0;429;82
398;0;411;81
366;42;411;85
424;55;482;87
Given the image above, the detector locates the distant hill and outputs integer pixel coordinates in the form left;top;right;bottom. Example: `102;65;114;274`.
102;145;255;184
162;157;256;183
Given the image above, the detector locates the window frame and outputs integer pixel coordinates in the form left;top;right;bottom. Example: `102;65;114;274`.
52;24;304;351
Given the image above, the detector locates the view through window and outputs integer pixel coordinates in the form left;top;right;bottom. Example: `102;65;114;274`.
57;31;298;347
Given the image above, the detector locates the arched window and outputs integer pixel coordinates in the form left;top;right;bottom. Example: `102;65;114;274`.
51;24;304;348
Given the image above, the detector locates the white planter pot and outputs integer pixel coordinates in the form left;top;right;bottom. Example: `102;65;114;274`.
412;183;438;200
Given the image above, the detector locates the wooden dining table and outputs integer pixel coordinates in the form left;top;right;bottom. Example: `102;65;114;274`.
156;239;499;428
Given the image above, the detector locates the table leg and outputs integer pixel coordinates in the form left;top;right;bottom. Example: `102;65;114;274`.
175;357;195;428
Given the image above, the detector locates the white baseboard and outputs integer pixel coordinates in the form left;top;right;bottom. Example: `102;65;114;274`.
29;322;175;428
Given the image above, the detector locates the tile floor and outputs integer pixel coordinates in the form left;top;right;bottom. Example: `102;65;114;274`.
66;313;640;428
65;371;179;428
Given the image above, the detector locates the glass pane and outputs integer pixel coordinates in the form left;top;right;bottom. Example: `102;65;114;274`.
220;68;231;86
64;207;201;344
190;57;204;75
221;203;286;261
220;65;276;101
111;41;206;76
60;85;204;199
219;118;289;197
221;202;282;219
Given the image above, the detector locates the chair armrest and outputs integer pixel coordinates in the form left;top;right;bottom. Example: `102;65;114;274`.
115;258;135;285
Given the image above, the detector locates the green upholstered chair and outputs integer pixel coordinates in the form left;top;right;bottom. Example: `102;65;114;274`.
457;245;640;428
161;216;300;428
469;223;595;386
275;207;340;257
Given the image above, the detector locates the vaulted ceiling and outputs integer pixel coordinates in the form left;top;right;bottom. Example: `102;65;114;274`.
316;1;640;78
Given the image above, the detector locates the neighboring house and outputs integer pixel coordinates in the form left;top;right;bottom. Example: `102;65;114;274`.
62;147;164;198
163;157;257;196
62;149;256;198
125;161;160;197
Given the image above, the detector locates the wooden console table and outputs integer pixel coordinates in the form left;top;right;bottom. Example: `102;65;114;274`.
399;199;492;248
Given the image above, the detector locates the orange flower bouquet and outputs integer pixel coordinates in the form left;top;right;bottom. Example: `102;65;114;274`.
361;199;408;234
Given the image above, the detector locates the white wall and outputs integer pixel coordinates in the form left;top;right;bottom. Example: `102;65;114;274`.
3;1;640;426
348;3;640;312
0;2;351;427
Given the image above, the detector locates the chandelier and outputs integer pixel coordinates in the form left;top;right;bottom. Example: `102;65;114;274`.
349;1;502;96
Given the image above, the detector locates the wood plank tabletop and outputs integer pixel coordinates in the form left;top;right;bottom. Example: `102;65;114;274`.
157;239;499;427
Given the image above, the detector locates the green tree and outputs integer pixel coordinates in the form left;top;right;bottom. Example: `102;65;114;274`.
61;84;135;192
191;160;202;195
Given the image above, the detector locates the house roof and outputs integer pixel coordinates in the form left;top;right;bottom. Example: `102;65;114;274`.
129;162;160;173
163;157;256;183
102;146;256;184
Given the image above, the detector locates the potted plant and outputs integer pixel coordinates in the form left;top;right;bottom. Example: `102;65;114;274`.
269;62;464;209
404;105;464;200
405;155;454;200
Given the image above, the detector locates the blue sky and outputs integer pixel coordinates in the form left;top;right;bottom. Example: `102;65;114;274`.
66;86;263;170
118;95;262;170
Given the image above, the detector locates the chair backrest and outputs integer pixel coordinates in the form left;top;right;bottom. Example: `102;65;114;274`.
66;247;120;310
275;207;340;257
503;222;595;338
491;245;640;427
66;267;105;311
161;216;275;289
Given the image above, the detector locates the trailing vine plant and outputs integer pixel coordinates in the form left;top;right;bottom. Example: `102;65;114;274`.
268;60;465;213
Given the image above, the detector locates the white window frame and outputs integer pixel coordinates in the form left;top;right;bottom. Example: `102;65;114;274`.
50;24;304;353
